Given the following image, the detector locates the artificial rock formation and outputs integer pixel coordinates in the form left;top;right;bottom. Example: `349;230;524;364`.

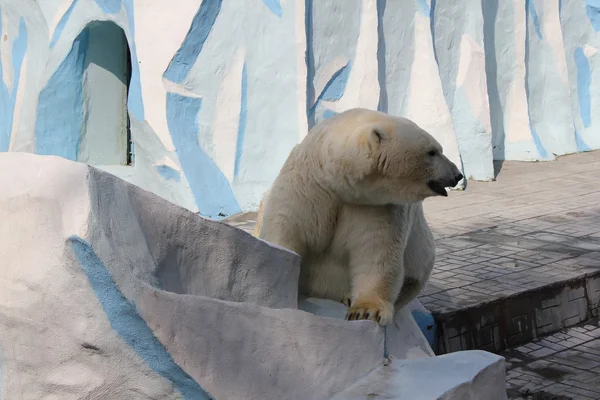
0;153;507;399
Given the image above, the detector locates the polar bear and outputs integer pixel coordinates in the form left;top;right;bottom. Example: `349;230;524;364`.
254;108;462;325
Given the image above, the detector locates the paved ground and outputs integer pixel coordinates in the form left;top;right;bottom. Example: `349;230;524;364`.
505;322;600;399
419;152;600;315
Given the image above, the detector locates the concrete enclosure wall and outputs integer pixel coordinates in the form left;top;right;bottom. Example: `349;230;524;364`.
0;0;598;218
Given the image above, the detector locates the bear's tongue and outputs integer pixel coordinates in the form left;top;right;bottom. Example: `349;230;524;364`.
427;181;448;197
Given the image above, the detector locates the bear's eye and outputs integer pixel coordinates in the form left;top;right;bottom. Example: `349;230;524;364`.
427;150;437;157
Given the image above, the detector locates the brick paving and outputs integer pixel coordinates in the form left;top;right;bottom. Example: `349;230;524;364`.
504;322;600;399
420;152;600;316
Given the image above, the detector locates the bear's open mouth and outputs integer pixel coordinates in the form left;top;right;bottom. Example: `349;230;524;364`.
427;181;448;197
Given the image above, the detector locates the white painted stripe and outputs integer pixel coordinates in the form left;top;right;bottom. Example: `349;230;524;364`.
212;47;245;182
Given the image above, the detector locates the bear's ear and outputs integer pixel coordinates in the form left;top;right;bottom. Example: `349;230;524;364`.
372;127;386;144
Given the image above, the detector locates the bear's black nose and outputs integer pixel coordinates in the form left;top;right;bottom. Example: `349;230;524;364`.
454;174;464;186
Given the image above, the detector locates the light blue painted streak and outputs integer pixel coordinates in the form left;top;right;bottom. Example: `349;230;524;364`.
164;0;222;84
411;310;437;353
261;0;282;17
322;108;338;120
416;0;430;16
35;29;89;159
376;0;388;112
586;0;600;31
309;62;351;125
524;0;548;160
68;236;213;399
575;130;592;152
575;47;592;128
529;121;549;159
0;16;27;152
50;0;80;48
123;0;144;120
527;0;543;40
156;165;181;182
0;9;8;151
166;93;240;218
319;62;352;102
94;0;121;13
234;63;248;179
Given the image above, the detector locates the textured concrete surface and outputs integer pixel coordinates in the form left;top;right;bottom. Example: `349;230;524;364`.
0;153;506;399
505;322;600;400
334;350;506;400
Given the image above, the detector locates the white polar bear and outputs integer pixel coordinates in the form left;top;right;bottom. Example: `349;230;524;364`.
254;108;463;325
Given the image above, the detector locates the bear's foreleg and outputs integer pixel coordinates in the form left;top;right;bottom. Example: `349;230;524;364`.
345;250;405;326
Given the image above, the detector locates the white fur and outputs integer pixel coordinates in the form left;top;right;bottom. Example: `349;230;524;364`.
254;108;462;325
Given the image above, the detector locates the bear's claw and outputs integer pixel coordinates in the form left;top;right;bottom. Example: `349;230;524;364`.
345;299;394;326
342;296;352;307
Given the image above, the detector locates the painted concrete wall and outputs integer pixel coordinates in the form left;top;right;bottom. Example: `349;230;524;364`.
0;0;598;218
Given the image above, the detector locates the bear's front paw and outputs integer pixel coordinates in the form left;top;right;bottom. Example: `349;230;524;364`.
345;298;394;326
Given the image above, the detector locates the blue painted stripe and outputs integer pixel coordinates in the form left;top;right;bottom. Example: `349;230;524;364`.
321;108;338;120
50;0;80;48
305;0;315;128
156;165;181;182
527;0;543;40
234;63;248;179
575;130;592;152
308;62;351;125
559;0;563;16
35;28;89;159
416;0;430;16
0;15;27;152
166;93;240;218
586;0;600;31
529;121;549;159
376;0;388;113
12;18;27;98
0;8;8;151
94;0;121;13
261;0;282;17
164;0;222;84
308;62;352;125
124;0;145;120
411;310;438;353
575;47;592;128
318;62;352;102
68;236;214;399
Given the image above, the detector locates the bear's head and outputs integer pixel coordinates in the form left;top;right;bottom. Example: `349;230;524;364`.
319;108;463;205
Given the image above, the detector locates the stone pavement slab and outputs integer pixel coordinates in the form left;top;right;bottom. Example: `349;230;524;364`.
504;322;600;400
